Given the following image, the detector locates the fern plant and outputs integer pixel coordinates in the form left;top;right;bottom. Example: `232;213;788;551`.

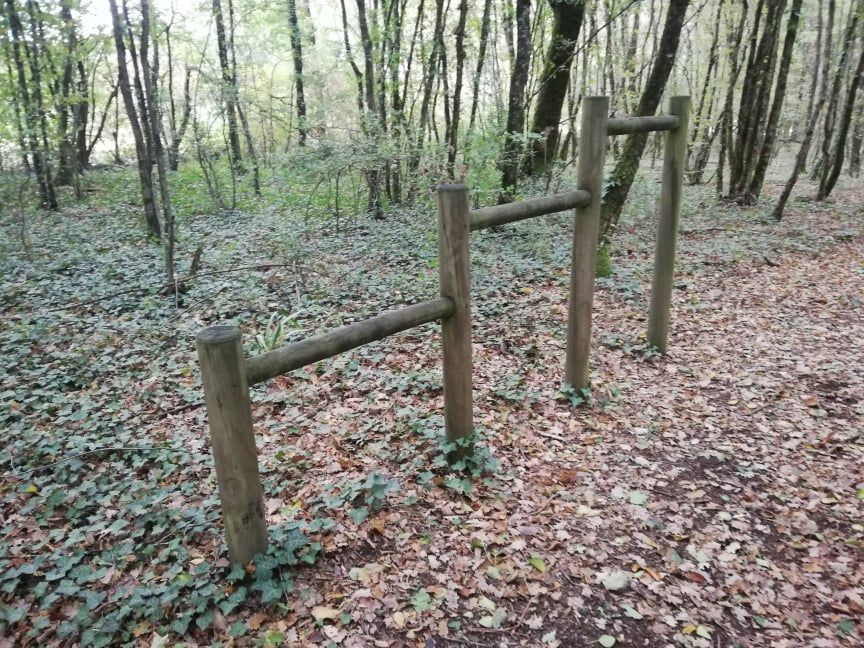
252;312;297;353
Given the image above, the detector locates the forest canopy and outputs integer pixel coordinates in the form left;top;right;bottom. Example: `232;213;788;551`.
2;0;861;246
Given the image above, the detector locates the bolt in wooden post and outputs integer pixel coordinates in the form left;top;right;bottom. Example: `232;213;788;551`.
647;96;690;353
566;96;609;390
437;184;474;454
196;325;268;564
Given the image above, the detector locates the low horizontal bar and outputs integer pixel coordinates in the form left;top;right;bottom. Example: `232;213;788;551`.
470;189;591;231
246;297;455;385
607;115;680;136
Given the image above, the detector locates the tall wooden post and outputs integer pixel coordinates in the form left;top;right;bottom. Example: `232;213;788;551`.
647;96;690;352
566;96;609;389
196;325;268;563
437;184;474;451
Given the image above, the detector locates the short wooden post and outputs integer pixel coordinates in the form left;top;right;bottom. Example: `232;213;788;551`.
566;96;609;389
647;96;690;352
437;184;474;451
196;325;268;563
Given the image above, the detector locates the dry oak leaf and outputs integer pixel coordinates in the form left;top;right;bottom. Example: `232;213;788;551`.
312;606;341;623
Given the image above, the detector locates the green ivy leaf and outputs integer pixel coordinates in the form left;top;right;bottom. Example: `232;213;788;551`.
196;608;214;630
411;588;433;613
349;507;369;524
628;490;647;506
528;555;547;573
171;615;191;635
219;587;247;615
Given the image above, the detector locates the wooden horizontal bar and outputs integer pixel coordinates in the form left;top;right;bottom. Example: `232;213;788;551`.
607;115;680;136
469;189;591;231
245;297;455;385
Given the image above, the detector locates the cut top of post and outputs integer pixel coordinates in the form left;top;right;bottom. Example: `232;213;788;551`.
437;183;469;193
197;325;242;346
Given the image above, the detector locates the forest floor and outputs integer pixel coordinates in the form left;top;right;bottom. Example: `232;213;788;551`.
1;163;862;647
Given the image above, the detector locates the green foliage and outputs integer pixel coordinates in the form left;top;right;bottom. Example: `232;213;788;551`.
491;373;535;404
0;475;315;644
559;385;593;407
433;432;500;495
313;472;401;524
640;343;663;360
251;312;300;353
462;127;508;204
410;588;434;613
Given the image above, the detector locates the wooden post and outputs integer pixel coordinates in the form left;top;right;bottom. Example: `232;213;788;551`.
647;96;690;353
196;325;268;563
437;184;474;451
566;96;609;389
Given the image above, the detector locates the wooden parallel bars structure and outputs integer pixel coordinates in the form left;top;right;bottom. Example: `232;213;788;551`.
197;96;690;563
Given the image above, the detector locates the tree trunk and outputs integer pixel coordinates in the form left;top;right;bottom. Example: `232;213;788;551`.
410;0;445;180
339;0;365;113
168;68;191;171
803;1;824;134
818;12;864;199
772;0;835;220
87;79;118;165
213;0;243;168
355;0;383;218
108;0;161;237
525;0;585;175
123;0;156;167
798;0;825;172
164;23;191;171
850;94;864;176
716;0;749;195
498;0;532;201
445;0;469;177
237;102;261;195
727;0;787;203
599;0;690;242
139;0;176;286
226;0;259;193
817;0;864;199
503;0;515;69
5;0;58;209
467;0;493;137
386;0;407;203
55;0;78;186
686;0;724;183
74;60;89;170
748;0;804;199
287;0;308;145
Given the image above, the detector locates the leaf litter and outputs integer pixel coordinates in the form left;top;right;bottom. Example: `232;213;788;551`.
0;171;862;646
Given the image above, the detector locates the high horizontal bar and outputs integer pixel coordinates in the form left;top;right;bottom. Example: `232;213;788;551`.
470;189;591;231
246;297;455;385
607;115;680;136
